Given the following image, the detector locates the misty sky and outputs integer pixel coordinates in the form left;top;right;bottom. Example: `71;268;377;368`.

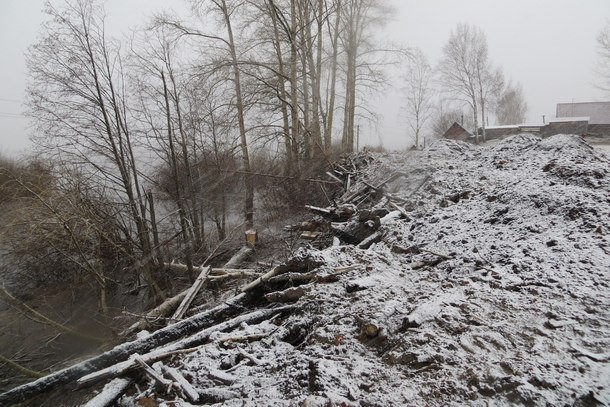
0;0;608;154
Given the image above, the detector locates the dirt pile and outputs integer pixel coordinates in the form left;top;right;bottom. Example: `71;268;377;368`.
126;134;610;406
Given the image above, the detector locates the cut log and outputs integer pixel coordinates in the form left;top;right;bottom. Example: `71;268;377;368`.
300;231;321;240
207;271;261;281
357;232;381;249
224;246;254;268
82;378;131;407
266;271;317;284
170;266;211;322
264;286;309;303
161;365;199;402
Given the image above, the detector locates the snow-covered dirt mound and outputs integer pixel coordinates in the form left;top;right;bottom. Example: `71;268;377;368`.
9;134;604;407
111;134;608;406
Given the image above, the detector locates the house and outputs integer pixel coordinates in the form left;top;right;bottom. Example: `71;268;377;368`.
442;122;472;142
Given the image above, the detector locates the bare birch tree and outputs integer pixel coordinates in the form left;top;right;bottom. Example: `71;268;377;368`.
403;49;434;149
438;23;487;143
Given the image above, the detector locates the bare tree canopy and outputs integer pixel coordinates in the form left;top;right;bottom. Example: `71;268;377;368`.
496;82;528;125
596;21;610;93
438;23;503;142
402;49;434;148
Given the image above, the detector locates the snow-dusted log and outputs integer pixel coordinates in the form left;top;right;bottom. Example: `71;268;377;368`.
170;266;211;322
224;246;254;268
0;293;248;405
135;357;172;387
122;291;188;336
162;365;199;402
82;378;131;407
77;306;294;388
264;286;310;303
240;266;283;292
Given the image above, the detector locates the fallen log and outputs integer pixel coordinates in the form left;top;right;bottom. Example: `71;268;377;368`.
224;246;254;268
264;286;309;303
122;291;187;336
170;266;211;322
162;365;199;402
0;293;248;405
240;266;283;292
82;378;132;407
77;306;294;388
135;357;171;388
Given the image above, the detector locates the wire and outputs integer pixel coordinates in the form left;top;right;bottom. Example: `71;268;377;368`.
0;98;22;104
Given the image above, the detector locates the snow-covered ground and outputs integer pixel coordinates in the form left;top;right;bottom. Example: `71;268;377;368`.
117;134;609;406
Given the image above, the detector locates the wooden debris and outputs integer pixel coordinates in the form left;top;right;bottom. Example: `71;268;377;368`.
331;211;380;245
264;286;309;303
82;378;132;407
300;231;322;240
545;319;577;329
266;271;317;284
161;365;199;402
240;265;283;292
224;246;254;268
170;266;211;323
135;357;172;388
0;292;254;404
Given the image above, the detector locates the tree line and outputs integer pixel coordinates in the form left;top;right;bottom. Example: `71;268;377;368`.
1;0;398;308
403;22;528;148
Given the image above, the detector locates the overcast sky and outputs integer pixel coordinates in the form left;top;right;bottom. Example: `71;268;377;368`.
0;0;608;154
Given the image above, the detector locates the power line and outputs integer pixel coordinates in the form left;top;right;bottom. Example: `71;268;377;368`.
0;98;23;104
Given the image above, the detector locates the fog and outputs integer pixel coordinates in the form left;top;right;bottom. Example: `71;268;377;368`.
0;0;608;153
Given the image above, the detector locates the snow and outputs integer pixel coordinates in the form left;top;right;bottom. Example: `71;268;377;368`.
119;134;610;406
547;116;590;123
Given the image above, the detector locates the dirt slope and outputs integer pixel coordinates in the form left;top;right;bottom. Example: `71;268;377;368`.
119;134;610;406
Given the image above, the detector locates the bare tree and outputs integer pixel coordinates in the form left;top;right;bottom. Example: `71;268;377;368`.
438;23;488;143
476;65;504;141
339;0;394;153
26;0;163;299
495;82;528;125
402;49;434;149
596;21;610;93
158;0;255;229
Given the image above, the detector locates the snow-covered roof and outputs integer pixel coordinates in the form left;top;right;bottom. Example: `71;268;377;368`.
485;125;520;129
547;116;590;123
